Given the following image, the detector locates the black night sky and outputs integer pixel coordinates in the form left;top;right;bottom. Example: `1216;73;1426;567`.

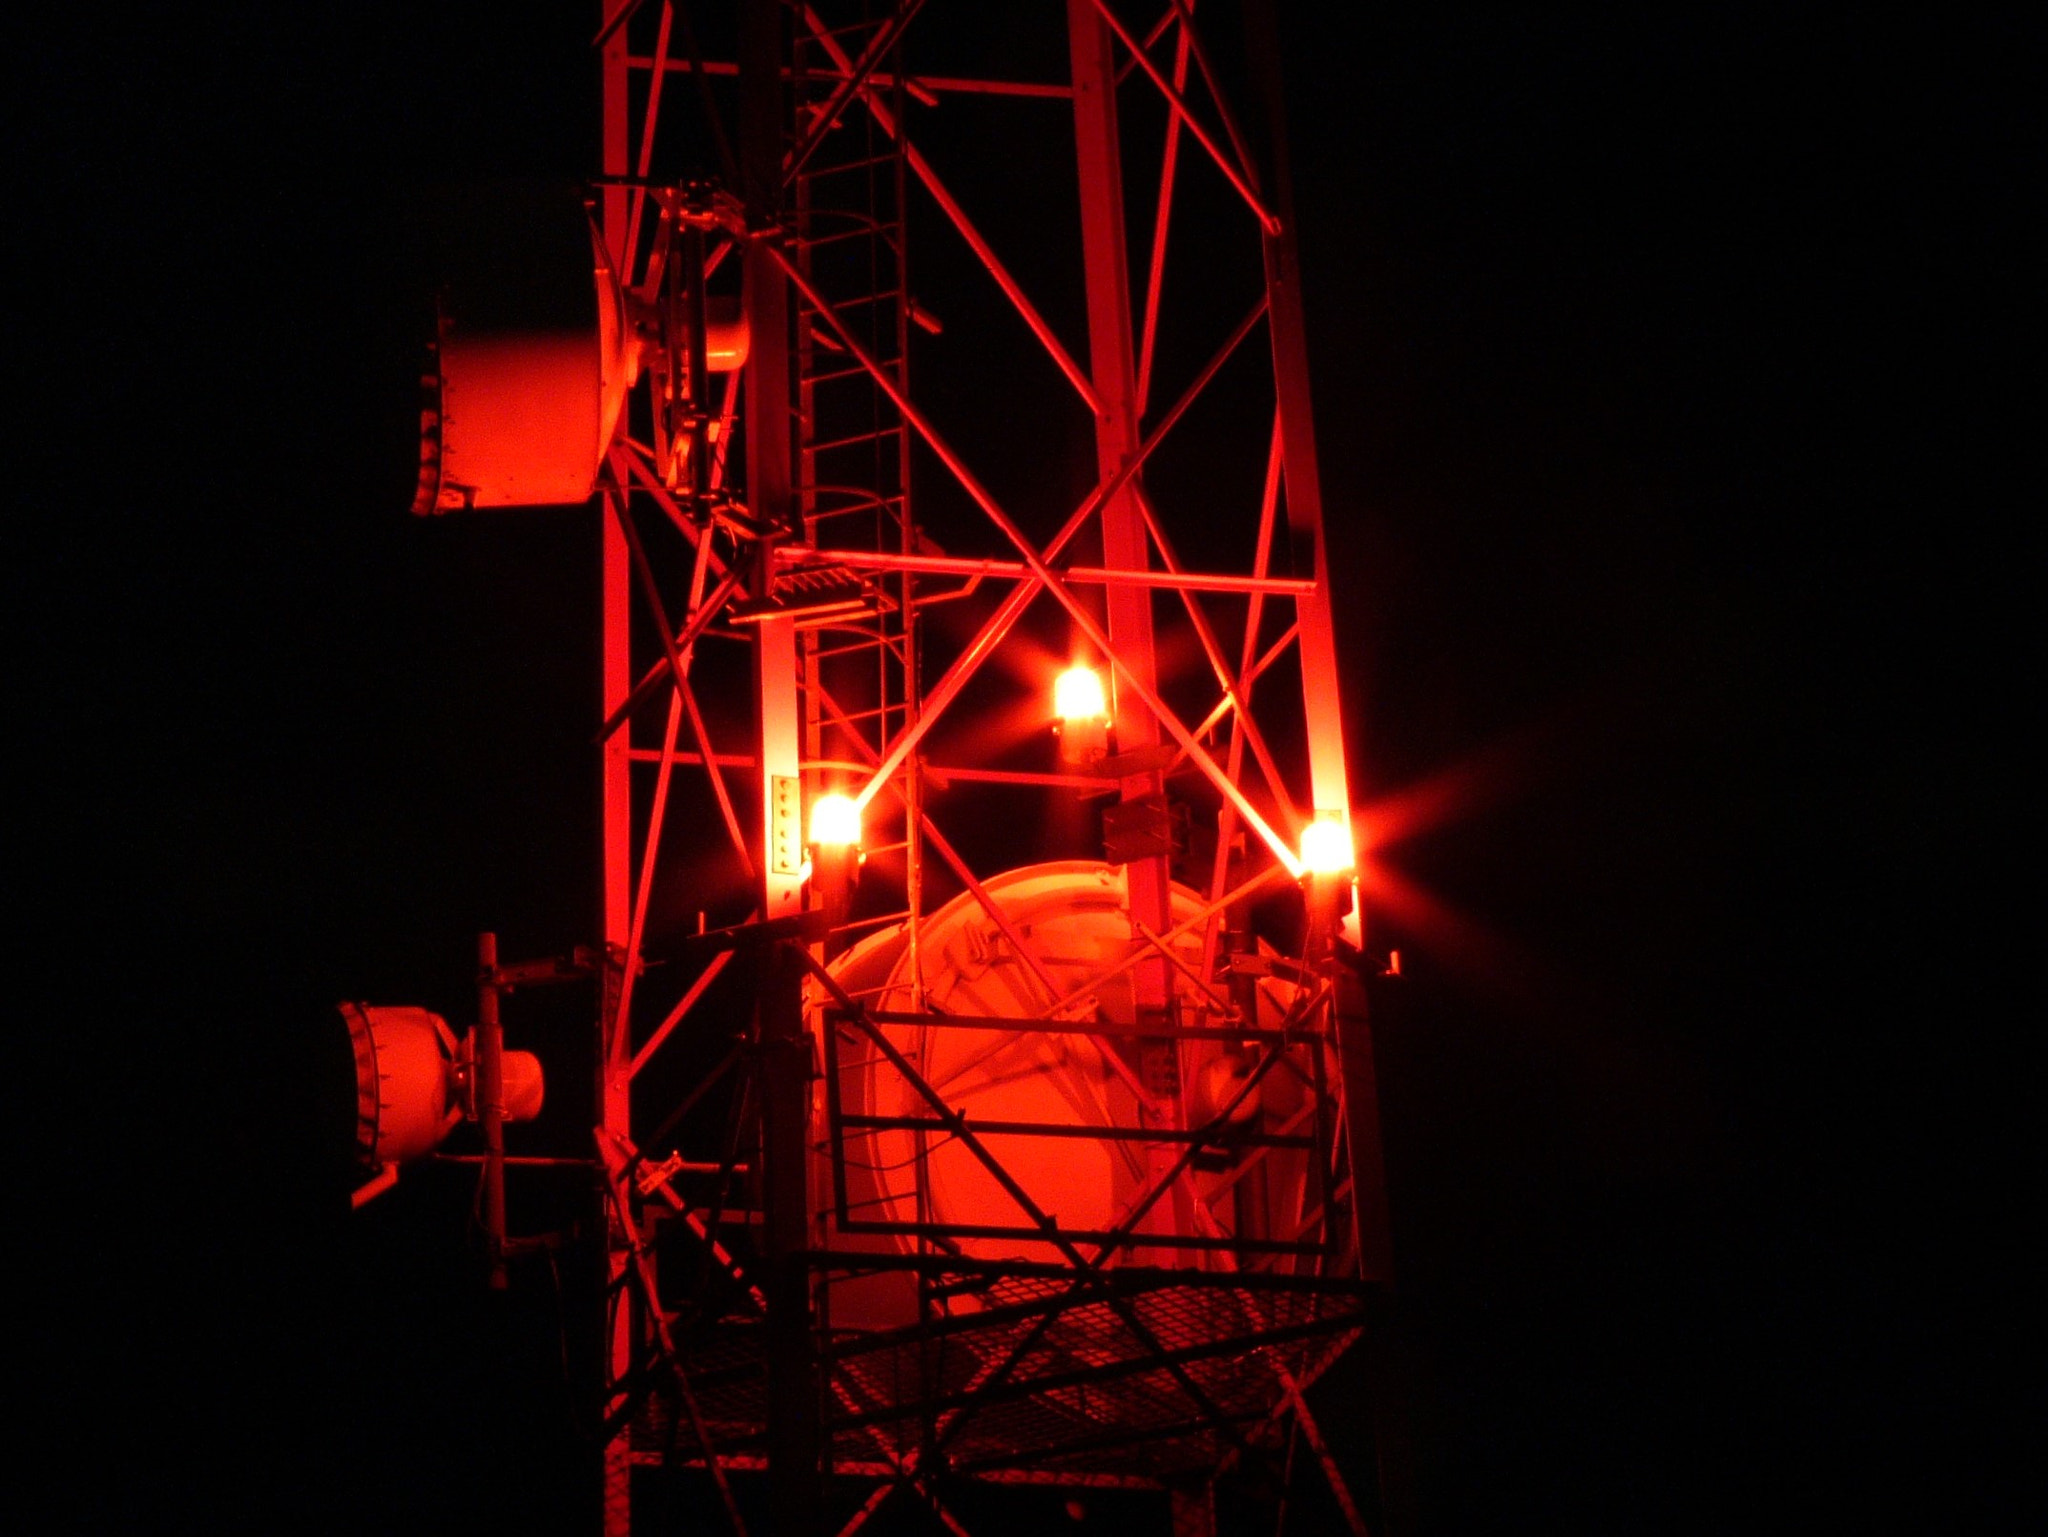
24;5;2022;1533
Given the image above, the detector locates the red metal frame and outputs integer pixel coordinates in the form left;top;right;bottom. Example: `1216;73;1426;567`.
578;4;1383;1532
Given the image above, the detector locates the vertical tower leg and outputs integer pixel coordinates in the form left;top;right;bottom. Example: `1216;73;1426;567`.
597;12;636;1530
743;4;816;1528
758;934;817;1537
754;607;817;1537
1242;2;1355;844
1068;0;1185;1242
599;487;635;1536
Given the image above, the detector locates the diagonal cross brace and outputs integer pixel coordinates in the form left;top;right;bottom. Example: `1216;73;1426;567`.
774;239;1304;876
798;946;1281;1477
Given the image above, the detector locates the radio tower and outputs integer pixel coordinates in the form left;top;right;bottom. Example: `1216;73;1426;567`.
376;3;1398;1532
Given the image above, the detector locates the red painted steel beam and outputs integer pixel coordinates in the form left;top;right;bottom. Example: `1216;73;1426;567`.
796;6;1103;414
590;563;744;762
636;56;1075;100
597;15;635;1530
790;283;1289;818
627;950;733;1080
737;5;819;1530
776;545;1314;595
1068;2;1175;1120
1135;484;1302;829
1244;2;1358;880
619;1;674;289
775;238;1304;872
802;1250;1367;1292
770;236;1294;873
1165;0;1266;201
1277;1367;1371;1537
808;678;1169;1115
1172;621;1301;780
862;1010;1306;1043
781;0;925;184
608;490;755;879
1080;0;1279;234
595;1132;751;1535
839;1113;1313;1149
1136;19;1192;414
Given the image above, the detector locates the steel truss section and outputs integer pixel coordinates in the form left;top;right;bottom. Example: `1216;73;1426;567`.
588;2;1387;1532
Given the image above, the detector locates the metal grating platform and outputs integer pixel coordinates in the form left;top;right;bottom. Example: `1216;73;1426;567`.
634;1269;1367;1486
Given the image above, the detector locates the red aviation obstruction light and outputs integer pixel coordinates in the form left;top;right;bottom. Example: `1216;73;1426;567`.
1300;813;1357;877
351;3;1400;1534
808;789;862;928
1053;662;1111;765
807;789;861;849
1053;662;1107;722
1299;813;1360;956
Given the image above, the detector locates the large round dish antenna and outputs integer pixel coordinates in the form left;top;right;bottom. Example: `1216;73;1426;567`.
815;862;1328;1327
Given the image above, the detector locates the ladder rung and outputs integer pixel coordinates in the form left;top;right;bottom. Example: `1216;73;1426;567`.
805;498;901;520
804;363;893;387
794;223;904;253
797;486;905;505
799;152;903;180
807;429;901;454
803;347;904;370
799;18;889;43
825;290;904;313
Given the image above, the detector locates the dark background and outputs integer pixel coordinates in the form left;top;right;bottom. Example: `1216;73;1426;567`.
23;4;2022;1532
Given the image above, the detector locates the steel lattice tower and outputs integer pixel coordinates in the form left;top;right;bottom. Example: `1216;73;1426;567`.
396;4;1396;1532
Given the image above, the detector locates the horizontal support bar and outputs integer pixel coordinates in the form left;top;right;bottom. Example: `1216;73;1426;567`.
839;1112;1315;1148
646;1453;1158;1492
629;56;1073;98
859;1009;1316;1043
832;1218;1328;1255
801;1248;1374;1296
923;765;1108;789
778;545;1314;595
629;750;925;772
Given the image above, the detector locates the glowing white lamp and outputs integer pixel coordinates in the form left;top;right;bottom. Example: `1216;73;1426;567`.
1299;816;1355;876
1299;814;1357;956
810;791;862;848
809;791;862;930
1054;665;1107;722
1053;665;1110;766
